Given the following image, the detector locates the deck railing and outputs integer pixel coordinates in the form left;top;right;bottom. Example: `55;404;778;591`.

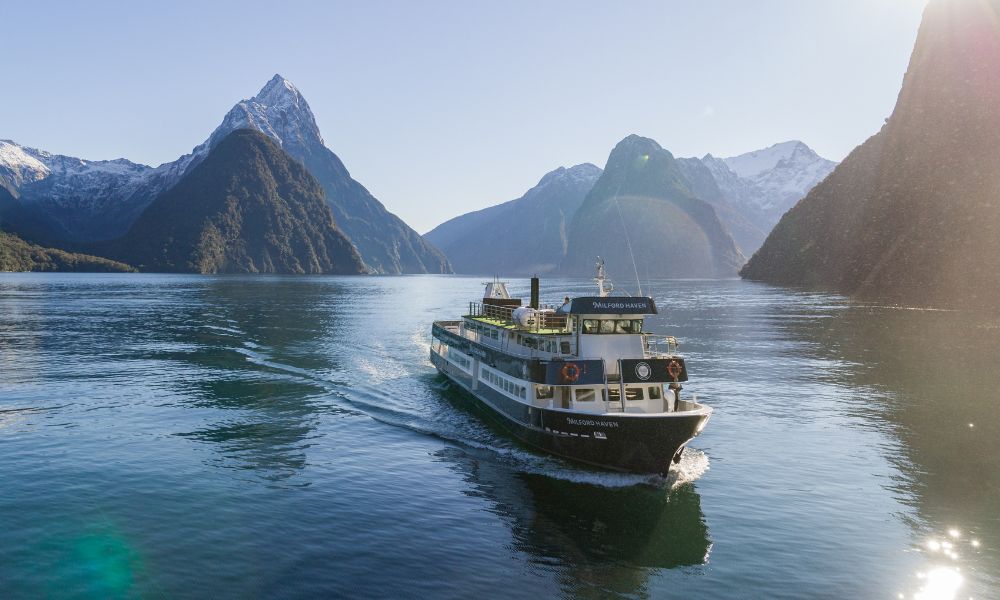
644;334;679;358
467;302;568;332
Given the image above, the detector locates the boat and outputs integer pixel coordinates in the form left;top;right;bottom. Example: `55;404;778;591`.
430;259;712;475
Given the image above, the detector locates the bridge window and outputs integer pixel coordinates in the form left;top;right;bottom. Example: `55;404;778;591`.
582;319;599;334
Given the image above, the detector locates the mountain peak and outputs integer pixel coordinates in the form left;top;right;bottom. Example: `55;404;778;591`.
201;74;324;158
253;74;305;107
723;140;825;178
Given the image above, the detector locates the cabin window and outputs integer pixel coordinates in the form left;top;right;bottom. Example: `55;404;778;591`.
575;388;597;402
625;387;645;401
648;386;662;400
599;320;615;334
560;341;570;354
535;385;554;399
607;388;621;403
491;329;498;340
519;387;526;399
616;319;637;334
582;319;599;334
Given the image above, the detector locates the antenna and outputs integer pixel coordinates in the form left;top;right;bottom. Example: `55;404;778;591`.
594;257;614;297
612;181;643;297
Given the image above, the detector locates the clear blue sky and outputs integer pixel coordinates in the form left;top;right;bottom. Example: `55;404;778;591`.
1;0;926;233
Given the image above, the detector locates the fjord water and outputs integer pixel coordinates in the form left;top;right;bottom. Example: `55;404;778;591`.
1;275;996;599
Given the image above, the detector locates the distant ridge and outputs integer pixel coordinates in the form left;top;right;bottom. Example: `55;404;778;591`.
424;164;601;275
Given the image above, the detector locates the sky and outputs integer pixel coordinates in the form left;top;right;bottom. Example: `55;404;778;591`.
1;0;926;233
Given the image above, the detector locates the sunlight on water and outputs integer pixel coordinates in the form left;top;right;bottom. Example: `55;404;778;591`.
899;529;984;600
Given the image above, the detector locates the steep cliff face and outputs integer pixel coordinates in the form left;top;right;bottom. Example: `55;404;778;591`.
563;135;744;281
742;0;1000;309
424;164;601;275
110;130;366;275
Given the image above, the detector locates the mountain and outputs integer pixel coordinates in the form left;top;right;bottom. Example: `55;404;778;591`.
562;135;744;280
0;75;451;274
0;230;134;272
107;129;366;275
169;75;450;274
0;139;156;242
741;0;1000;309
424;163;601;275
676;141;836;256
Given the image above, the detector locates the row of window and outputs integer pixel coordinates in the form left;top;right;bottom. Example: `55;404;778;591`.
515;334;570;355
534;385;665;403
467;321;500;340
481;367;527;400
433;338;473;373
580;319;643;335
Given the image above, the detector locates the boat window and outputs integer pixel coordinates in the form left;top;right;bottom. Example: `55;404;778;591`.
615;319;632;334
648;386;662;400
560;341;570;354
625;387;645;401
575;388;596;402
520;387;526;399
491;329;498;340
582;319;599;334
535;385;554;399
599;320;615;334
607;388;621;403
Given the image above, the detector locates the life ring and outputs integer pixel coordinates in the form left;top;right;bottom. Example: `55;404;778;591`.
667;360;682;382
561;362;581;383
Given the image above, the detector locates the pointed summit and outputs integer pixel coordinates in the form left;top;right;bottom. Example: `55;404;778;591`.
209;75;323;151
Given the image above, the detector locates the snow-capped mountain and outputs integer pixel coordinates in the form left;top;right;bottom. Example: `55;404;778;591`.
0;74;452;273
681;141;837;255
722;141;837;213
0;139;156;240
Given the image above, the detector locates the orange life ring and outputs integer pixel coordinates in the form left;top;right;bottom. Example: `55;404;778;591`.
667;360;682;382
561;362;581;383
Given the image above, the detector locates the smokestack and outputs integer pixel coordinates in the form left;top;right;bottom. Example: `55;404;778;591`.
530;276;540;309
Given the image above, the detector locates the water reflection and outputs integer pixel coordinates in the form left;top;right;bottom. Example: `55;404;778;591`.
437;446;710;599
161;277;355;484
772;301;1000;594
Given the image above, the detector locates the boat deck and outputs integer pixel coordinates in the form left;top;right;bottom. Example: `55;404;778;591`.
464;314;567;335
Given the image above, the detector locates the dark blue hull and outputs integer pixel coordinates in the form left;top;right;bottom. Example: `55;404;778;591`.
431;351;710;475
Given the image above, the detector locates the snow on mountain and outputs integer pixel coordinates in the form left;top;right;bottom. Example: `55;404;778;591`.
722;140;805;178
0;75;328;241
0;140;51;188
719;141;837;212
678;141;837;256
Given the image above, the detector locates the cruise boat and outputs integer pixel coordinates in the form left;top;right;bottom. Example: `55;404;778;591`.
430;261;712;475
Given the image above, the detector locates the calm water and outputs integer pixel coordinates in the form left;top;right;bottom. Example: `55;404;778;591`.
0;274;997;599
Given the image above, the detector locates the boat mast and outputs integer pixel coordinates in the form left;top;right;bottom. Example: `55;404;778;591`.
594;257;614;297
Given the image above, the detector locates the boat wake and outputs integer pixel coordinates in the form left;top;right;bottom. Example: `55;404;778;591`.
231;336;710;490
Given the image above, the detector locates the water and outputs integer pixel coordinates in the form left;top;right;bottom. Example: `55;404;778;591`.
0;274;997;599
